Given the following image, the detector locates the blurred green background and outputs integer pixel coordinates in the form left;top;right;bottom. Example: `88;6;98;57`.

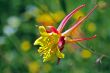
0;0;110;73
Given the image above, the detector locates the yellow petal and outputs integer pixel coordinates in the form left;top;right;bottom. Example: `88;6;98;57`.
57;49;64;58
39;26;48;36
34;37;43;45
34;26;64;62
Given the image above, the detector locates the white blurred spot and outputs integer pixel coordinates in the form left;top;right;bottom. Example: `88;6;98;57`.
26;5;39;17
3;25;17;36
7;16;21;29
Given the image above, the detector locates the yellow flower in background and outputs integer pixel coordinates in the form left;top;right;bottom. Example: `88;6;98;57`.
43;64;52;73
36;11;65;26
73;10;85;20
81;49;92;59
36;13;55;26
34;26;64;62
20;40;31;52
52;11;65;22
28;61;40;73
87;22;96;33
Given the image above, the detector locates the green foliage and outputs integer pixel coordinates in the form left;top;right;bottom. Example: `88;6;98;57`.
0;0;110;73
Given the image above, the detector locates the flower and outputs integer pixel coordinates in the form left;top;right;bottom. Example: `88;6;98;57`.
34;26;64;62
34;4;97;62
72;10;85;20
52;11;65;22
87;22;97;33
36;13;55;26
20;40;31;52
36;11;65;26
81;49;92;59
28;61;40;73
98;1;107;9
43;64;52;73
7;16;21;29
3;25;16;36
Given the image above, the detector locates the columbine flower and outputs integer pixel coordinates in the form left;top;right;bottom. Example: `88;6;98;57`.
34;4;97;62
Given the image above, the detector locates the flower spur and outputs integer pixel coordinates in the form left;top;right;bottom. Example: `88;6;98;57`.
34;4;97;63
